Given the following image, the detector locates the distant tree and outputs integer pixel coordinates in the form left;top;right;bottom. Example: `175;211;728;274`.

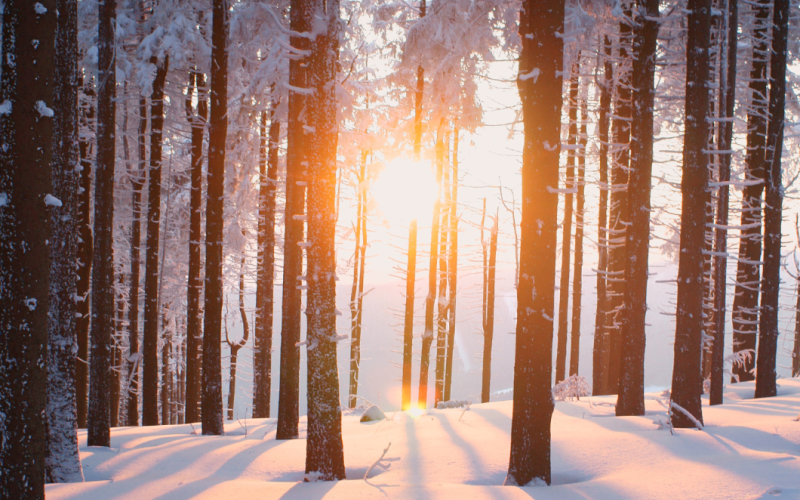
444;129;459;402
671;0;713;429
202;0;229;436
569;89;587;377
616;0;659;417
226;256;251;420
506;0;564;485
0;0;57;496
481;208;498;404
401;220;418;411
87;0;118;447
348;153;368;408
754;0;790;399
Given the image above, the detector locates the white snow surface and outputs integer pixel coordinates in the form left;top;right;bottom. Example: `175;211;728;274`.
47;380;800;499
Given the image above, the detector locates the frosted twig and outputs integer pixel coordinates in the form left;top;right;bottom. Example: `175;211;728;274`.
364;442;391;480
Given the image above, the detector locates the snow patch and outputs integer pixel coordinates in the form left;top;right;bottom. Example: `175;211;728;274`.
359;405;386;423
0;100;11;115
0;193;7;207
44;194;62;207
36;101;54;118
34;2;47;14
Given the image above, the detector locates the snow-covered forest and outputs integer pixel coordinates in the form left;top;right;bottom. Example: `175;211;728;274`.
1;0;799;497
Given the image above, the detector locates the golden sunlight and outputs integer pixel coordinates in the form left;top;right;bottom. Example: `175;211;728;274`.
372;158;438;227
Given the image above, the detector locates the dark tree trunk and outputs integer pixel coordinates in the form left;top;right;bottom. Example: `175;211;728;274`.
253;99;279;419
111;270;125;427
401;221;418;411
0;4;57;496
46;0;84;481
277;0;311;440
143;55;170;426
616;0;659;416
161;310;172;425
671;0;713;429
730;0;770;383
506;0;564;485
87;0;118;447
76;82;95;428
444;130;459;402
710;0;739;406
348;153;367;408
202;0;229;436
184;69;207;423
304;0;346;478
481;215;498;404
555;59;579;384
593;37;612;396
126;95;147;427
227;259;251;420
569;94;587;377
754;0;789;399
607;13;633;396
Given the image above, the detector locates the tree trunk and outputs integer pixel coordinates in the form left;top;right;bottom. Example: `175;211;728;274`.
607;13;633;396
671;0;712;429
616;0;659;416
435;143;450;407
202;0;229;436
754;0;789;399
0;3;57;495
76;82;95;428
793;278;800;378
593;36;612;396
555;58;579;384
254;98;279;419
161;310;172;425
348;153;367;408
710;0;738;406
730;0;770;383
45;0;84;482
481;214;498;404
185;69;207;423
444;129;459;402
87;0;118;447
401;221;418;411
506;0;564;485
413;0;426;158
143;55;170;426
111;270;125;427
277;0;311;440
227;258;251;420
304;0;346;478
569;92;587;377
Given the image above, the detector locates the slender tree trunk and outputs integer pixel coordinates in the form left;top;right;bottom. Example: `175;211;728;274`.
254;99;279;419
184;69;207;423
435;144;451;406
569;93;587;377
277;0;311;440
46;0;84;482
710;0;738;406
444;129;459;402
730;0;770;383
555;58;579;383
304;0;346;478
506;0;564;485
111;270;125;427
671;0;712;429
348;153;367;408
87;0;118;447
0;3;57;496
76;82;95;428
126;95;147;427
227;259;250;420
593;37;612;396
616;0;659;416
401;221;418;411
161;310;172;425
481;215;498;404
143;55;170;426
413;0;426;159
754;0;789;399
202;0;229;436
607;12;633;395
793;277;800;377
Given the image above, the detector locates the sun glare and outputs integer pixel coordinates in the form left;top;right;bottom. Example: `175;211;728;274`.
372;158;438;227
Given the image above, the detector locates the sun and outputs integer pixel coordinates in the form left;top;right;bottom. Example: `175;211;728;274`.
372;157;438;228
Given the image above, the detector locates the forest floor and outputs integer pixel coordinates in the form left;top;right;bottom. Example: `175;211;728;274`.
47;379;800;499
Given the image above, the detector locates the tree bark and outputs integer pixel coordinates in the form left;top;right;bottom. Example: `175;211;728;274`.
671;0;713;429
277;0;311;440
46;0;84;482
444;129;459;402
401;221;418;410
593;36;612;396
754;0;789;399
730;0;770;383
254;98;279;419
304;0;346;478
202;0;229;436
435;143;450;406
143;55;169;426
161;310;172;425
616;0;659;416
569;92;587;378
481;214;498;404
555;58;579;384
506;0;564;485
710;0;738;406
348;153;367;408
87;0;118;447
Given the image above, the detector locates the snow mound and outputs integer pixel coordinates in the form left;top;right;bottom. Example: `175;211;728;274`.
359;404;386;422
437;399;471;409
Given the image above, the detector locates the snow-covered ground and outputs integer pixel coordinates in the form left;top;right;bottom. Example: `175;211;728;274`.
48;380;800;499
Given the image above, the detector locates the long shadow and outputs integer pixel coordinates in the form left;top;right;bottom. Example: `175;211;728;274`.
433;413;505;486
277;481;336;500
